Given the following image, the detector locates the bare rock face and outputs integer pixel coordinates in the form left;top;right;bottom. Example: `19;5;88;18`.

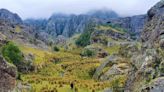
0;9;23;25
141;0;164;48
124;1;164;92
0;28;17;92
0;56;17;92
107;15;147;39
141;77;164;92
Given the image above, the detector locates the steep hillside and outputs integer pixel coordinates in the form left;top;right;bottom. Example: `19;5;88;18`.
124;0;164;91
107;15;147;39
0;1;162;92
24;10;119;44
0;9;22;24
24;10;146;45
0;35;17;92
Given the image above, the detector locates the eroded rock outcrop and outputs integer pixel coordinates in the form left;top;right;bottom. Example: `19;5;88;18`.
0;56;17;92
0;9;22;25
124;1;164;92
107;15;147;39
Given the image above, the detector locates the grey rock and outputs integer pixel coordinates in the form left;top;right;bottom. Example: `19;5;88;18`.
141;77;164;92
0;8;22;25
107;15;147;39
0;55;17;92
93;55;119;80
125;1;164;91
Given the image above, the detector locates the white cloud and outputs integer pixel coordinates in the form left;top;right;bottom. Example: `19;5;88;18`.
0;0;160;19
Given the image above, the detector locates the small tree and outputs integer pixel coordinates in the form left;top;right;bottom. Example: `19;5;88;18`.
81;49;96;57
75;22;96;47
2;42;23;65
53;46;60;52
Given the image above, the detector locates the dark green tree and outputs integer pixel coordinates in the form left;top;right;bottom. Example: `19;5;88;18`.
2;42;23;65
75;22;96;47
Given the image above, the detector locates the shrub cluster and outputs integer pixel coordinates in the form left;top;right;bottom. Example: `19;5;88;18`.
75;22;96;47
2;42;23;65
81;49;96;57
53;46;60;52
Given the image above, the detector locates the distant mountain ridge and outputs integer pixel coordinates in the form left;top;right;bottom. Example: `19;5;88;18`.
0;9;22;24
0;8;147;44
24;9;119;38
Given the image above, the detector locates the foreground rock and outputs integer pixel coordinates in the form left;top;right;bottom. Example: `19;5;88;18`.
0;56;17;92
125;1;164;92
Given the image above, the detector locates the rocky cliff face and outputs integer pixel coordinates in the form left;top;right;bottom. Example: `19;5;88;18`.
107;15;147;39
0;9;22;25
46;14;91;38
24;10;146;44
124;1;164;92
0;34;17;92
0;8;48;49
0;56;17;92
24;10;119;44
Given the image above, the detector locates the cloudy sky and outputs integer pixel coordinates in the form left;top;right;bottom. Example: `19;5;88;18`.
0;0;160;19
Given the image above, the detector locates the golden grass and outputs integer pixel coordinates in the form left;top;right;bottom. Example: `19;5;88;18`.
17;40;128;92
95;25;125;34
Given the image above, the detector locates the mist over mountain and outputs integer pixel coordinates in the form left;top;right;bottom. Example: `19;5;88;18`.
0;1;163;92
0;9;22;24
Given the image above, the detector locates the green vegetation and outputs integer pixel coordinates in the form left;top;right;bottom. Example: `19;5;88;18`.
20;45;109;92
111;78;123;92
95;25;126;34
4;23;130;92
75;23;95;47
15;26;22;33
53;46;60;52
107;24;127;33
2;42;23;65
81;49;96;57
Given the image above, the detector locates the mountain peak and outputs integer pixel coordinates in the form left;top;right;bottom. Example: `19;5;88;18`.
0;8;22;24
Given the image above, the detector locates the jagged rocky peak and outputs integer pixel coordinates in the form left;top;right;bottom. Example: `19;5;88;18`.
147;0;164;21
141;0;164;47
45;10;119;38
46;13;91;38
0;8;22;24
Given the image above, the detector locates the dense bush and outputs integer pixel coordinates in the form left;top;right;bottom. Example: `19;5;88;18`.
75;22;96;47
53;46;60;52
81;49;96;57
2;42;23;65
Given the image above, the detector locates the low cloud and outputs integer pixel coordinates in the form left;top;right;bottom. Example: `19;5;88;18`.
0;0;160;19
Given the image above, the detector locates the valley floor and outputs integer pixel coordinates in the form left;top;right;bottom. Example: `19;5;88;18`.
17;45;114;92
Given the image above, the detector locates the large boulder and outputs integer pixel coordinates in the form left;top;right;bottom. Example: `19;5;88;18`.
125;1;164;92
141;77;164;92
0;55;17;92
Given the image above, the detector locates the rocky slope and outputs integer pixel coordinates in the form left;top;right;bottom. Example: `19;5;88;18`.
0;55;17;92
0;33;17;92
124;0;164;92
24;10;119;44
0;9;22;25
107;15;147;39
91;1;164;92
24;10;147;45
0;9;47;49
